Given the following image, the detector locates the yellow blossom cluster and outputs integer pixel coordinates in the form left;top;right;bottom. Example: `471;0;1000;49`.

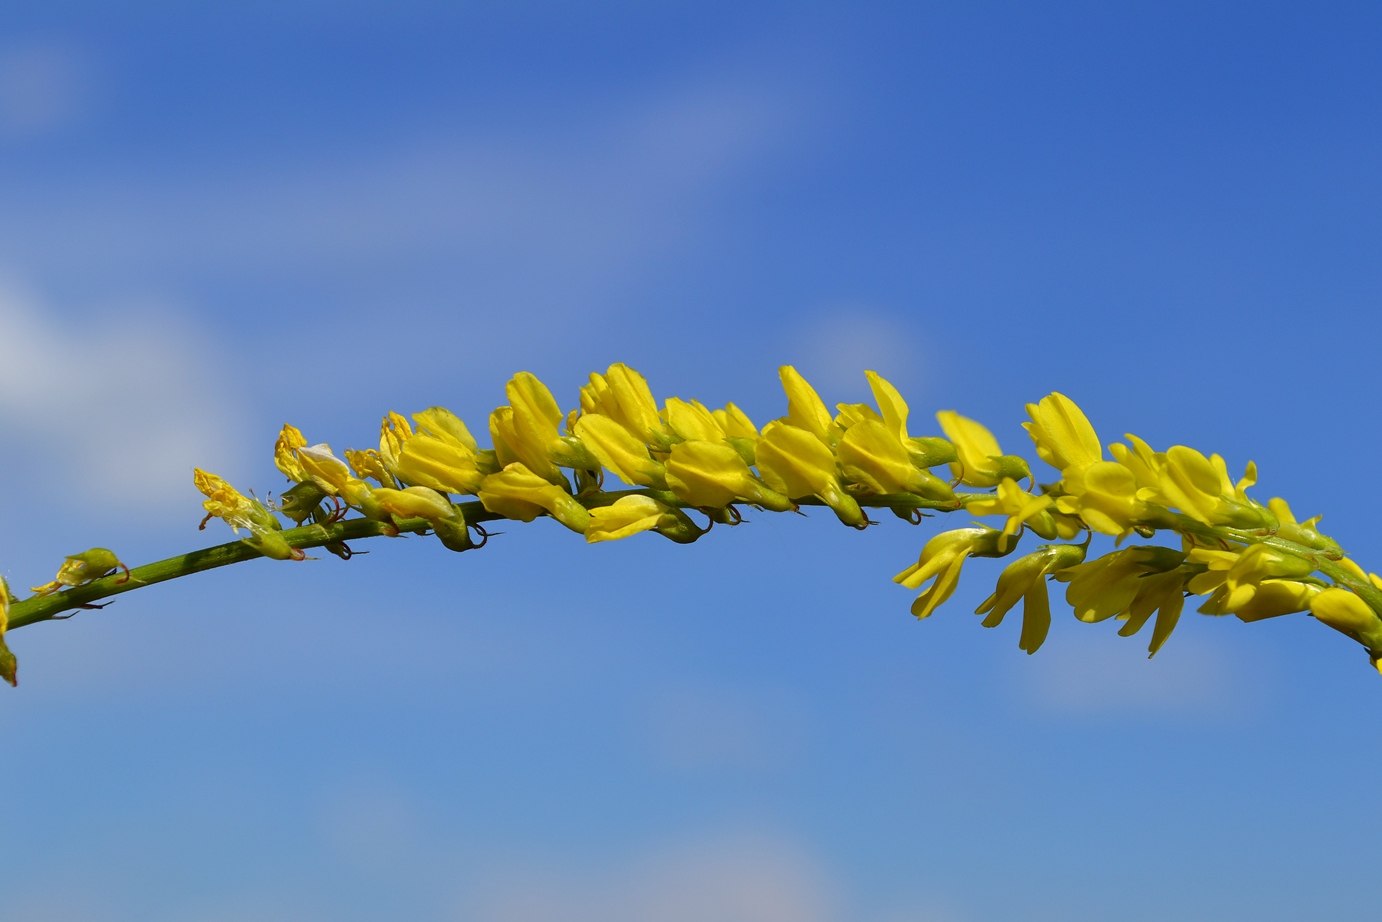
184;364;1382;673
6;363;1379;690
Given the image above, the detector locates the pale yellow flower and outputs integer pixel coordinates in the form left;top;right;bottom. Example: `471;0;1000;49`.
478;463;590;533
965;478;1054;546
778;365;834;444
756;421;863;526
935;411;1029;487
663;397;725;442
1310;588;1382;650
665;440;791;511
573;414;668;488
837;419;955;502
975;543;1086;653
894;527;1008;619
1022;392;1101;473
586;495;672;543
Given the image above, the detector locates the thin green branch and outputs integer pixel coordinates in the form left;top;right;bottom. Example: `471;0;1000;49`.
6;490;985;632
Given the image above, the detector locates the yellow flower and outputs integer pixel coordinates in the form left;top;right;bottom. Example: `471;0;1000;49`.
1114;568;1189;656
586;495;676;543
1107;434;1163;493
894;526;1010;619
478;463;590;533
413;406;479;451
384;424;485;495
30;548;128;596
713;402;760;466
837;419;956;502
372;485;456;522
274;424;308;481
663;397;725;442
975;543;1087;653
756;421;863;526
0;574;9;634
935;410;1030;488
1055;461;1147;536
580;363;673;449
1054;546;1185;623
965;477;1055;546
1022;392;1102;474
194;469;302;559
573;414;668;488
1231;579;1321;623
1188;543;1315;614
491;372;594;483
712;403;759;439
1151;445;1265;528
297;444;371;503
778;365;834;444
1310;588;1382;651
345;448;395;488
833;402;882;431
194;468;277;534
865;370;910;442
665;440;792;511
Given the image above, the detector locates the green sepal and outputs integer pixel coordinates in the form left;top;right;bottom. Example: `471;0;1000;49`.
725;436;757;467
906;436;958;468
433;514;476;553
279;481;328;524
653;508;706;544
244;531;301;561
993;455;1032;484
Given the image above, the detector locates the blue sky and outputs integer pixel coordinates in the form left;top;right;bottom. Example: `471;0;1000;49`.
2;3;1381;920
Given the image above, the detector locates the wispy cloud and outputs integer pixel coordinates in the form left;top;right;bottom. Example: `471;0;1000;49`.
0;73;804;317
467;832;838;922
0;284;244;516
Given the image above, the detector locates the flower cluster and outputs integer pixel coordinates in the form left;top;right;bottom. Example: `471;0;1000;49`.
9;363;1381;687
192;364;1382;671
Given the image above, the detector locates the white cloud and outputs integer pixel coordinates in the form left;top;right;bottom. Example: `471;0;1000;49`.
0;41;87;139
468;833;838;922
0;73;800;317
0;285;244;514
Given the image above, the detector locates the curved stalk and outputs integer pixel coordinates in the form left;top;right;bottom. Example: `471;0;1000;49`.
5;490;989;632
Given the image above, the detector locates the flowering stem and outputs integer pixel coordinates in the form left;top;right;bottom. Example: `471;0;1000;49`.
5;489;987;632
5;515;433;631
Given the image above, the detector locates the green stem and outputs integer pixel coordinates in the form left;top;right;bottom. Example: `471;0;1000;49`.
7;515;431;631
6;490;988;632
